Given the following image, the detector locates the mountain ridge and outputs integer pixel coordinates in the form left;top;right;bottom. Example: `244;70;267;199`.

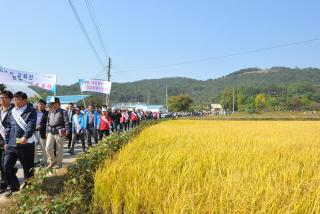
29;67;320;104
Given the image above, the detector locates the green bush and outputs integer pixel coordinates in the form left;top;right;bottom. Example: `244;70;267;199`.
8;120;161;214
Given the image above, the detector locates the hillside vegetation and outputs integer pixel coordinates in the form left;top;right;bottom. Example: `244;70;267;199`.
30;67;320;108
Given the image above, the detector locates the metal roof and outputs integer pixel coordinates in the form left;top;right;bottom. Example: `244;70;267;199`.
46;95;90;104
146;105;164;109
5;84;40;97
112;103;165;110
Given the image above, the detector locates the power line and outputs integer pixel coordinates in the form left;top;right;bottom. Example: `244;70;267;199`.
84;0;109;59
67;0;105;68
93;67;106;79
83;0;111;82
93;63;123;80
93;68;118;82
115;38;319;74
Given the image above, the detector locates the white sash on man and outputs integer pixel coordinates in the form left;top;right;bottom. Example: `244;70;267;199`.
12;108;38;144
74;115;81;134
0;119;5;139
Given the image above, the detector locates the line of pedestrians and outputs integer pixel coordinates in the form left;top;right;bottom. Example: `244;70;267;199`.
0;90;160;197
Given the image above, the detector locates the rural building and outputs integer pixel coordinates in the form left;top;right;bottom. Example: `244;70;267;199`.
46;95;89;109
112;103;167;112
210;104;223;115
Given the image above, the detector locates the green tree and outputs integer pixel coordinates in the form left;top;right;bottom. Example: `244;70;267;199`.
265;95;279;111
237;92;246;111
246;97;256;114
300;96;312;111
28;96;41;104
221;88;234;112
168;95;193;112
308;101;319;111
189;103;209;112
0;84;5;91
287;97;303;111
83;96;105;107
255;93;266;111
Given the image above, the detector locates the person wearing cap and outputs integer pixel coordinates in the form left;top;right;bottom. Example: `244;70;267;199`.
46;97;68;168
69;107;86;155
99;107;111;140
3;91;37;195
34;99;48;166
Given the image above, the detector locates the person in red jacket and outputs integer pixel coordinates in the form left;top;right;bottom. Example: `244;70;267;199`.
130;110;138;128
99;108;111;140
119;110;129;132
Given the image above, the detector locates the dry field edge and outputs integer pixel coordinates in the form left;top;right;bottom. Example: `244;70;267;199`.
199;112;320;121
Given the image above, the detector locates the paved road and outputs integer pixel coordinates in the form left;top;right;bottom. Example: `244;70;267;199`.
0;140;86;197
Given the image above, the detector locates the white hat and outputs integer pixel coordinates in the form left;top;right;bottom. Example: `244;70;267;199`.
49;96;60;103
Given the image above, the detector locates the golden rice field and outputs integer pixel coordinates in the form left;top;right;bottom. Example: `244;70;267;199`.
94;120;320;213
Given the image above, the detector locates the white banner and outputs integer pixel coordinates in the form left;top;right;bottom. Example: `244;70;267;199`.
0;67;56;93
79;79;111;94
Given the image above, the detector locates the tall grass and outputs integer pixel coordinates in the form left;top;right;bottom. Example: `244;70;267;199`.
94;120;320;213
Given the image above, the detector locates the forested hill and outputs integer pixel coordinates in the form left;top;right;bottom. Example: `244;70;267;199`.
31;67;320;104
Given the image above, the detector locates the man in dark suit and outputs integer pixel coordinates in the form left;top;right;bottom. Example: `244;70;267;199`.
35;99;48;166
3;91;37;196
66;103;75;149
0;90;14;193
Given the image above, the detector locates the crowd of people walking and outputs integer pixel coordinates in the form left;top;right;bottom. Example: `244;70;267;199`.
0;90;161;197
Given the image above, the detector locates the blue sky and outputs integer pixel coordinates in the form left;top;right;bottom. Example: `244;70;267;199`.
0;0;319;85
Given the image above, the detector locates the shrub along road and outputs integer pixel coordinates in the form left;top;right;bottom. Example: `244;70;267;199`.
0;140;84;199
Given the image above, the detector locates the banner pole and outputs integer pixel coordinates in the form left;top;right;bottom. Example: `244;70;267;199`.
106;58;111;108
81;91;86;109
54;77;57;96
79;80;86;108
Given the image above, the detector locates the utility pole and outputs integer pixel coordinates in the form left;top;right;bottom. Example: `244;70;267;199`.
106;57;111;107
166;84;168;112
147;91;150;105
232;89;235;114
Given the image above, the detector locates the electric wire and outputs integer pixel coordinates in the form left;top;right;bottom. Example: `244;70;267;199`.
68;0;105;68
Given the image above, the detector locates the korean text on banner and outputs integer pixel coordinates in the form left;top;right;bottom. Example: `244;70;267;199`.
79;79;112;94
0;67;57;93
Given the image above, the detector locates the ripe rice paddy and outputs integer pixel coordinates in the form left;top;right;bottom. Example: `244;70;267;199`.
94;120;320;213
